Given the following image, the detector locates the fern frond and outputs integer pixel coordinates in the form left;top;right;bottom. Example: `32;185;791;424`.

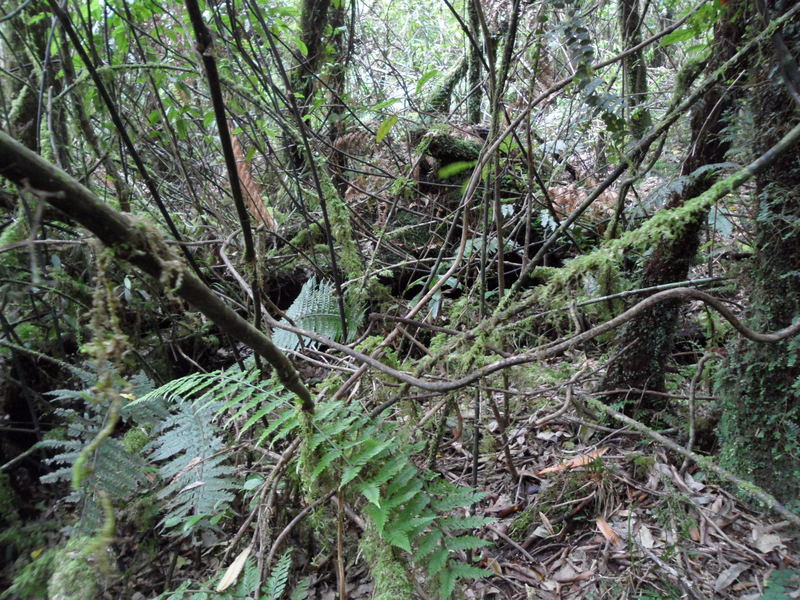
263;549;292;600
289;576;312;600
148;401;237;530
272;277;363;350
40;401;149;531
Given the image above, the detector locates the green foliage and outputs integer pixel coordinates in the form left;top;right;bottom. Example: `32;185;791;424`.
127;367;282;533
302;399;494;598
263;549;293;600
659;2;721;48
272;277;363;351
2;547;60;600
39;383;150;532
761;569;800;600
155;557;265;599
139;365;494;597
147;400;237;533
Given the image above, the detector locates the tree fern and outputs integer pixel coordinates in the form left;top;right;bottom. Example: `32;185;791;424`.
147;399;237;531
40;385;150;531
298;399;494;598
272;277;363;350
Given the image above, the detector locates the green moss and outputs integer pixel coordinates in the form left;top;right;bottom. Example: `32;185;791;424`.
3;547;59;600
47;536;116;600
121;427;149;454
716;339;800;504
359;525;415;600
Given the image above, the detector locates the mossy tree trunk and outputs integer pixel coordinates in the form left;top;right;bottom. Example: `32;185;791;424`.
285;0;332;170
619;0;650;141
598;2;746;411
0;1;51;153
716;0;800;503
467;0;482;124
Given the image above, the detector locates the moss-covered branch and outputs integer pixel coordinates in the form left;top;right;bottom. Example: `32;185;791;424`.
0;130;314;413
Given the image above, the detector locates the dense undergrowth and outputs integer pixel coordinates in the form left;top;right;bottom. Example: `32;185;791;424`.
2;0;800;598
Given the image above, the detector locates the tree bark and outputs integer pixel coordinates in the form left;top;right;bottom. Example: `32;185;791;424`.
716;0;800;503
598;2;746;410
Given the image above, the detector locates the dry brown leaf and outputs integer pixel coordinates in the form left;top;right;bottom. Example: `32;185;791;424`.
537;447;609;475
540;512;555;536
689;525;701;542
637;523;655;549
714;563;750;592
751;526;785;553
596;518;622;548
485;556;503;575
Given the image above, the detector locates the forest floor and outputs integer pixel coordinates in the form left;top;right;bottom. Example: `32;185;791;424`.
310;361;800;600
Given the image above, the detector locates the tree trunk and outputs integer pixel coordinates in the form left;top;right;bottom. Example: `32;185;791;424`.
716;0;800;503
286;0;332;170
467;0;482;124
619;0;650;140
598;2;745;410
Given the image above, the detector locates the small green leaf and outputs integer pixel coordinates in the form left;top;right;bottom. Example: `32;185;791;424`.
659;27;695;46
438;515;496;531
296;39;308;57
427;547;449;577
438;161;476;178
385;529;411;552
438;567;457;599
364;502;389;534
416;69;440;95
416;530;442;559
376;115;398;144
372;98;400;111
243;477;263;491
359;482;381;506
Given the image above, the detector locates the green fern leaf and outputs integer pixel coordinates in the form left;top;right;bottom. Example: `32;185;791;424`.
358;481;381;506
447;563;493;579
272;278;344;350
146;399;237;532
438;566;458;599
309;446;343;482
384;464;418;497
427;547;449;577
263;549;292;600
382;477;424;510
416;530;443;559
438;515;495;531
289;576;312;600
371;454;407;486
364;502;390;534
385;529;412;552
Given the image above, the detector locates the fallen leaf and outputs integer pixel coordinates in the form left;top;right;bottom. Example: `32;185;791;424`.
216;546;251;592
485;556;503;575
537;447;609;475
752;527;784;553
637;523;654;549
714;563;750;592
540;512;555;536
596;518;622;548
